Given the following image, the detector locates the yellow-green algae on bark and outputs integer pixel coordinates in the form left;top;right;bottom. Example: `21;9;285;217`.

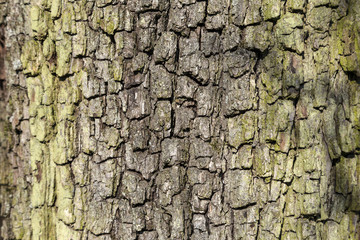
0;0;360;239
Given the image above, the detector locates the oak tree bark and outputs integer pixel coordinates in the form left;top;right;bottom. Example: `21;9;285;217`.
1;0;360;239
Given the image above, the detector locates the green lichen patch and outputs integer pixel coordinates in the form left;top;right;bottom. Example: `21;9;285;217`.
242;22;273;52
261;0;281;21
307;6;332;31
62;4;77;35
56;165;75;224
336;15;360;76
275;13;305;53
55;34;72;77
287;0;305;12
30;5;50;39
21;40;45;76
50;0;62;19
227;111;257;149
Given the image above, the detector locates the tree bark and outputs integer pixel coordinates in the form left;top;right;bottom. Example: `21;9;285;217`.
1;0;360;239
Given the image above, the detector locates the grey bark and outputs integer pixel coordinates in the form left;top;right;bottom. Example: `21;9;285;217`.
1;0;360;239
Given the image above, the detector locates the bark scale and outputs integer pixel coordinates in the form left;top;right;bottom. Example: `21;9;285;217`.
1;0;360;239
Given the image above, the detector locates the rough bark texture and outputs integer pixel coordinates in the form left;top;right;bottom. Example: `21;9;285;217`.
1;0;360;239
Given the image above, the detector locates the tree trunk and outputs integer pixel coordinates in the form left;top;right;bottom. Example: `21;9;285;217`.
1;0;360;239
